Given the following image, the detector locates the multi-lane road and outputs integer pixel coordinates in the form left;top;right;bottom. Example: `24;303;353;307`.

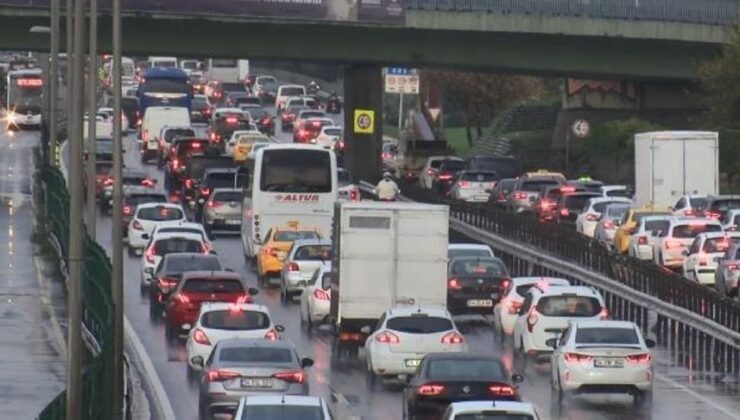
53;112;740;419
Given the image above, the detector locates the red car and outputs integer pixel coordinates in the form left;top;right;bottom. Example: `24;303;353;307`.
165;271;258;340
94;161;113;198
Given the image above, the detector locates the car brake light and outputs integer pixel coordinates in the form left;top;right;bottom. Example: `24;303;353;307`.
132;220;144;231
706;211;721;219
171;159;179;170
226;116;238;124
104;177;113;186
665;239;682;249
144;246;155;264
526;308;538;332
206;369;239;382
599;307;609;319
512;191;527;200
540;200;554;210
349;189;359;202
287;261;299;272
560;186;576;193
122;206;132;216
603;220;615;230
637;236;648;245
207;200;217;209
375;331;400;344
440;331;464;344
560;208;570;217
425;168;437;176
272;371;305;384
159;277;177;289
265;247;277;257
185;179;194;189
488;384;515;397
728;263;739;271
417;384;445;396
585;213;598;221
175;293;191;304
264;328;279;341
564;353;593;363
699;256;708;266
381;152;390;159
313;289;330;301
438;173;453;181
192;328;210;345
684;209;696;216
500;278;511;291
200;186;210;196
142;130;149;141
191;142;202;149
505;299;522;314
457;180;470;188
447;278;461;290
141;178;154;187
626;353;652;364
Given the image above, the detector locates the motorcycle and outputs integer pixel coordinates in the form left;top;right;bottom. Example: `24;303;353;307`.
257;115;275;137
307;81;321;95
326;96;342;114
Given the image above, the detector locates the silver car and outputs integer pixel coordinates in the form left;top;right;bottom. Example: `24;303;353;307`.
203;188;242;233
715;242;740;297
196;338;314;419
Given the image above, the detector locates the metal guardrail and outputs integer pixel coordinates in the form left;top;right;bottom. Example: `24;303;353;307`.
405;0;740;25
359;180;740;374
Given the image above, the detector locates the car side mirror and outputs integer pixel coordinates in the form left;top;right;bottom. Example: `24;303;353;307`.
192;356;204;367
144;267;153;275
182;323;192;331
248;287;259;296
360;325;372;334
545;338;558;349
645;339;656;348
275;324;285;333
209;250;218;255
141;233;150;240
301;357;314;368
511;373;524;384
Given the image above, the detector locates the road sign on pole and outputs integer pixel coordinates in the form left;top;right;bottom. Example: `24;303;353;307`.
384;74;419;94
571;119;591;138
353;109;375;134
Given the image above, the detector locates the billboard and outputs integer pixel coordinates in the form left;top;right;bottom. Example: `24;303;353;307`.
0;0;405;23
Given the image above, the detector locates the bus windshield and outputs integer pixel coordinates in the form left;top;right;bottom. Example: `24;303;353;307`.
260;149;332;193
140;79;189;95
8;75;42;109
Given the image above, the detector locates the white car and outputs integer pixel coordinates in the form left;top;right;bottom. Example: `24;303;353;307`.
448;171;499;203
299;267;332;330
550;320;655;409
149;220;213;246
279;239;332;302
626;215;672;261
365;306;467;384
513;285;607;368
599;185;631;199
653;218;723;269
683;232;740;285
721;209;740;231
98;106;129;132
494;277;570;337
314;126;341;149
141;232;209;288
672;194;707;217
593;202;630;249
185;303;283;373
419;156;464;190
447;243;494;259
127;203;187;254
233;395;332;420
275;85;307;111
575;197;632;238
442;401;541;420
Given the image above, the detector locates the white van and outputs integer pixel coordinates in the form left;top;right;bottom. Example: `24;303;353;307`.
275;84;306;112
147;56;178;69
140;106;190;163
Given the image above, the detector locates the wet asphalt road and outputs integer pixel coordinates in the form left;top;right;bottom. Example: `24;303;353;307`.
56;118;740;420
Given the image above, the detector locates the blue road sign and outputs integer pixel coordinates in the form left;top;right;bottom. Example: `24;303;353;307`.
387;67;410;75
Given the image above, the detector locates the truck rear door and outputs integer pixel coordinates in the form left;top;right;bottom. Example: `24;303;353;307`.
684;137;718;197
651;139;684;206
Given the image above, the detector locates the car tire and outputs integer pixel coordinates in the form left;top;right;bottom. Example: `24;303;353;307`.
149;297;160;321
365;361;377;389
128;247;136;258
635;389;653;409
280;284;289;304
306;311;313;331
165;324;176;344
186;364;198;384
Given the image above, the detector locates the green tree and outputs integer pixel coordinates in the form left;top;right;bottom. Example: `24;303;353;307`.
699;24;740;128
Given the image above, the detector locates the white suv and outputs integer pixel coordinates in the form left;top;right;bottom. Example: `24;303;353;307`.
652;218;723;269
494;277;570;338
419;156;463;190
512;285;607;369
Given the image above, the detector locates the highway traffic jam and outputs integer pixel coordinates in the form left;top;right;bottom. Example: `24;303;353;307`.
75;57;734;420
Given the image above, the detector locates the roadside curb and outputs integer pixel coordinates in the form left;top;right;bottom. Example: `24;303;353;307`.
328;386;362;420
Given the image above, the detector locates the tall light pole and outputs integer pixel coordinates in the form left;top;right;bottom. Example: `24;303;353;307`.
85;0;97;237
111;0;125;416
65;0;72;120
66;0;87;416
50;0;59;166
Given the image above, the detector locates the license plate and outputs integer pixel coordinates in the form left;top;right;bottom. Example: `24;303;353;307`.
226;219;240;225
475;195;488;201
241;378;272;388
467;299;493;307
405;359;421;367
594;358;623;368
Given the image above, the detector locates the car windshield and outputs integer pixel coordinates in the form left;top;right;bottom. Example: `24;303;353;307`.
219;347;292;363
281;87;305;96
604;204;629;220
293;245;332;261
536;295;601;317
205;173;238;188
703;237;731;253
521;180;559;192
212;191;241;203
260;149;332;193
273;231;320;242
126;194;167;207
240;406;324;420
153;238;202;256
450;259;507;277
689;197;707;208
455;415;535;420
575;327;639;345
428;359;506;381
440;161;467;172
460;172;499;182
324;128;341;136
566;195;599;212
201;310;270;331
137;206;183;221
164;256;220;273
164;128;195;143
672;223;722;238
386;316;453;334
448;249;492;259
182;278;243;293
708;199;740;214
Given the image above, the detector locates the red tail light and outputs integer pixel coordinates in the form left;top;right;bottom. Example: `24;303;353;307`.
171;159;179;170
104;177;114;186
272;371;305;384
260;117;270;124
206;369;239;382
626;353;652;364
175;293;191;305
185;179;194;189
381;152;390;159
598;307;609;319
142;130;149;142
504;299;523;314
728;263;739;271
313;288;330;301
225;116;238;124
540;200;555;210
500;278;511;290
441;331;465;344
564;353;593;363
560;208;570;217
417;384;445;396
287;262;299;272
132;220;144;231
585;213;598;221
488;384;515;397
141;178;154;187
200;186;210;196
337;140;345;150
158;277;177;289
144;246;155;264
684;209;696;216
264;328;279;341
191;142;202;149
526;308;538;332
603;220;615;229
706;211;721;219
447;278;461;290
457;180;470;188
192;328;210;345
512;191;527;200
375;331;400;344
637;236;648;245
438;173;453;181
349;189;359;202
665;239;682;249
265;247;277;257
207;201;217;209
425;168;437;176
123;206;132;216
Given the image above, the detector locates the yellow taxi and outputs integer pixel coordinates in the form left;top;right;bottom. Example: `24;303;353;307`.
522;169;566;183
256;223;323;284
233;132;269;163
614;205;672;254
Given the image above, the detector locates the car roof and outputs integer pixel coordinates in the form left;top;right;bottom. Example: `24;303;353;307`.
123;187;165;196
217;337;296;350
154;221;205;231
601;185;627;191
511;277;570;287
151;231;203;242
200;302;269;313
449;256;504;264
387;305;451;318
447;401;537;415
588;197;632;204
136;202;183;211
291;238;332;247
243;395;324;407
698;232;740;239
162;252;214;262
181;271;242;281
427;155;463;161
571;319;636;330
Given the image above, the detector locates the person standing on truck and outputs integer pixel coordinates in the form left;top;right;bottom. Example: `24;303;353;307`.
374;171;401;201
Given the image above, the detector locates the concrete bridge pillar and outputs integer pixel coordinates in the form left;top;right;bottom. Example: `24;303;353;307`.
343;64;382;183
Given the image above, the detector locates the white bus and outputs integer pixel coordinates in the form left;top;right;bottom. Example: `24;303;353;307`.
5;68;43;128
147;56;178;69
206;59;249;85
241;144;338;258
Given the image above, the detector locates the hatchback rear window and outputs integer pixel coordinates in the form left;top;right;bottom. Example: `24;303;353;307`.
164;256;221;272
439;161;467;172
182;279;243;293
274;231;320;242
241;406;324;420
672;224;722;238
126;194;167;207
138;207;183;221
689;197;707;208
448;249;492;259
606;189;631;198
536;295;601;317
708;199;740;213
386;316;453;334
293;245;332;260
565;195;598;211
521;180;559;192
201;310;270;331
213;191;241;202
219;347;292;363
644;219;669;233
164;128;195;143
450;259;507;277
703;237;731;253
592;201;622;213
460;172;499;182
575;327;639;345
153;239;202;256
300;111;324;120
428;359;505;381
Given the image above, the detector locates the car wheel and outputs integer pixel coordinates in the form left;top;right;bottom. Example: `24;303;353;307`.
306;311;313;331
149;298;160;321
128;247;136;258
186;364;198;384
635;389;653;409
365;360;377;389
165;324;176;344
280;284;289;304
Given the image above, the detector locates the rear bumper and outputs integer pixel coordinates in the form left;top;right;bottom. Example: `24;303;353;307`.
447;293;498;315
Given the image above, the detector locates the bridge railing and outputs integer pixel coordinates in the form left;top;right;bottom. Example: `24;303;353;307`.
406;0;740;25
360;180;740;375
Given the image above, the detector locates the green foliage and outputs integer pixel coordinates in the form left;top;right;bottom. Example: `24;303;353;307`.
699;24;740;128
719;129;740;176
583;118;665;162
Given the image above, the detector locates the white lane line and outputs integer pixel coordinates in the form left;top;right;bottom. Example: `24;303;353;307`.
653;373;740;419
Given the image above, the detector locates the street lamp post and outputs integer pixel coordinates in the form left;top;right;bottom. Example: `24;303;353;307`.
85;0;97;237
50;0;59;166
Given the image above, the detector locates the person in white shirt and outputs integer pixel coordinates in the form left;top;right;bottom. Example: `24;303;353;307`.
374;171;400;201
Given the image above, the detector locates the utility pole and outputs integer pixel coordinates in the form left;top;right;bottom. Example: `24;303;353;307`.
85;0;97;238
49;0;59;166
111;0;125;415
65;0;73;118
65;0;86;417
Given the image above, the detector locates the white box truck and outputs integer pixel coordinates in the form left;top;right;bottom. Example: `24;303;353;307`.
329;201;449;359
634;131;719;208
